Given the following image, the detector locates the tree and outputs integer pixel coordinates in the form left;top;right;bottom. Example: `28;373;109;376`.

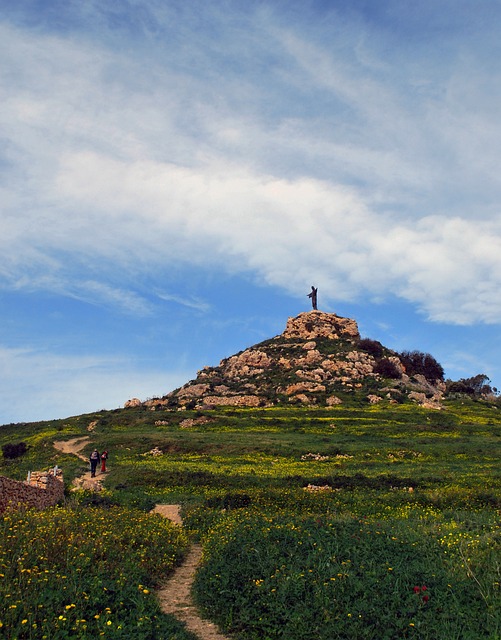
447;374;497;397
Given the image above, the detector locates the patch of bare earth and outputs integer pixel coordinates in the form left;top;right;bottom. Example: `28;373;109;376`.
53;436;90;461
154;504;230;640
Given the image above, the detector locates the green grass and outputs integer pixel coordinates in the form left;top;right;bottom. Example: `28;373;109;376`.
0;503;196;639
1;398;500;638
191;507;500;639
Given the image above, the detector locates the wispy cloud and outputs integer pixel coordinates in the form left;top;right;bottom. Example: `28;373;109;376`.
1;3;501;327
155;291;211;313
1;1;501;423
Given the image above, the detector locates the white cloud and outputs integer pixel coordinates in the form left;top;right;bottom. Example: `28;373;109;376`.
1;9;501;327
155;291;211;313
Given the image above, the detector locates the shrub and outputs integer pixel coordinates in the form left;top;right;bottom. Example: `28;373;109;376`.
0;505;192;639
2;441;28;459
374;358;401;379
399;350;444;382
194;512;500;640
358;338;384;358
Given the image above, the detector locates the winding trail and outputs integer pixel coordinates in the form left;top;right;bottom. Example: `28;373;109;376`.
53;436;90;461
154;505;230;640
54;440;229;638
53;436;103;491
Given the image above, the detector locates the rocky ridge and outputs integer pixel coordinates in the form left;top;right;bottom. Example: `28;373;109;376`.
127;311;445;411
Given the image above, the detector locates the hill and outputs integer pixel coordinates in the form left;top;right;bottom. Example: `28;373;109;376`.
1;311;500;639
129;310;445;411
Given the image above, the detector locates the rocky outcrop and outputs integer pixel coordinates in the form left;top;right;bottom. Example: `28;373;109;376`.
177;384;210;398
135;311;444;410
283;382;326;396
408;391;443;409
124;398;142;408
283;311;360;341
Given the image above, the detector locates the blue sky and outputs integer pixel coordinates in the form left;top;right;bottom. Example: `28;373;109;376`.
1;0;501;424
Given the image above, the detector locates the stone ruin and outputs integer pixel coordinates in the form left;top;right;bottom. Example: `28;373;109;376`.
0;468;64;513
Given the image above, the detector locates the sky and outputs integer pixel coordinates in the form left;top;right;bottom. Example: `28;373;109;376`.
1;0;501;425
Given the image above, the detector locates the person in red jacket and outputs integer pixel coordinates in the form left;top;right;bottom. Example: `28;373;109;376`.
101;450;108;473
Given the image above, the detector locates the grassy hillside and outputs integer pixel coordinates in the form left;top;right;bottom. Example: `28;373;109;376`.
1;398;500;638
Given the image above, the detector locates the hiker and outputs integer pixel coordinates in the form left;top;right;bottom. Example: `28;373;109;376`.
89;449;100;477
101;450;108;473
307;286;318;310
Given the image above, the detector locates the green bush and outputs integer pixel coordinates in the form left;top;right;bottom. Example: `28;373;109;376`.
358;338;384;358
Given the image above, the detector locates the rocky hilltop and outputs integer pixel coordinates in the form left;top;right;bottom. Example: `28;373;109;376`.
128;311;445;411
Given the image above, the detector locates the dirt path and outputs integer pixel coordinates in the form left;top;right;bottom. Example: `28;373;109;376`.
53;436;103;491
53;442;229;638
53;436;90;461
154;505;230;640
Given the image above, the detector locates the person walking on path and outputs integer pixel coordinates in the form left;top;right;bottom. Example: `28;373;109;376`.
89;449;100;477
101;450;108;473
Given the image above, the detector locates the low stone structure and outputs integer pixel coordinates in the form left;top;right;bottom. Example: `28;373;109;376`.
0;468;64;513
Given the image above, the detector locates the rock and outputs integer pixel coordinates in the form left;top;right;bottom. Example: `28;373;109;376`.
284;382;326;396
304;484;333;492
177;384;210;398
408;391;443;409
180;416;212;428
124;398;142;408
143;447;163;456
213;385;230;394
283;311;360;341
301;452;330;461
224;350;272;378
291;393;314;405
295;368;327;382
202;395;264;407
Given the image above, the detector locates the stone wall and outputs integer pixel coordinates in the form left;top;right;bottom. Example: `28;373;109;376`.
0;469;64;513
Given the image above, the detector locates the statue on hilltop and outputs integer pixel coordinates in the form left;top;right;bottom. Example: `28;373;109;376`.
307;286;318;310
